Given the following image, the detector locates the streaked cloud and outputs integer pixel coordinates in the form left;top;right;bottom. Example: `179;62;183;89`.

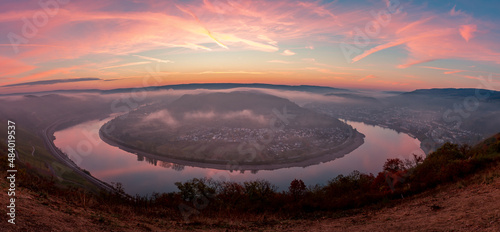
154;42;213;51
267;60;293;64
0;56;35;77
420;66;466;75
100;62;150;70
398;59;438;69
396;17;434;34
175;4;229;49
1;66;84;87
351;39;407;63
305;67;351;76
444;70;465;75
132;55;173;64
358;75;377;82
197;71;264;75
2;77;100;87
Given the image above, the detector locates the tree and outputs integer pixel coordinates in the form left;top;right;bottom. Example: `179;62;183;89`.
383;158;405;173
289;179;306;199
111;182;125;195
243;180;276;202
175;178;216;202
218;182;245;208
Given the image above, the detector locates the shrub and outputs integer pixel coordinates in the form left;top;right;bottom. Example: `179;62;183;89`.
218;182;245;209
288;179;306;199
383;158;405;173
242;180;277;211
175;178;216;202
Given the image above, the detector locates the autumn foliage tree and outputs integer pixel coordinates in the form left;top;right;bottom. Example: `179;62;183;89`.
383;158;405;173
289;179;306;199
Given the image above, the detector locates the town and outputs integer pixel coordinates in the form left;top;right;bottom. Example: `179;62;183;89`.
309;105;484;153
175;127;351;156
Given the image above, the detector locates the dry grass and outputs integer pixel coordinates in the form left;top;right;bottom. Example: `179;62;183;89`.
1;162;499;231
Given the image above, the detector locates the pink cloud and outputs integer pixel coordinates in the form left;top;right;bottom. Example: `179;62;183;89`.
267;60;293;64
459;24;477;42
351;39;407;63
0;0;499;90
0;0;370;68
281;50;296;56
358;75;377;82
376;79;408;86
175;4;229;49
419;66;465;75
396;17;434;34
343;3;500;69
351;27;451;64
99;61;151;70
305;67;351;76
444;70;465;75
2;65;83;86
297;1;336;19
397;59;438;69
449;5;465;16
0;56;35;77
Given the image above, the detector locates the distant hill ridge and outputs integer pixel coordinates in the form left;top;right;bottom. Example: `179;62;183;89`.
168;91;300;115
401;88;500;99
130;91;348;129
0;83;349;96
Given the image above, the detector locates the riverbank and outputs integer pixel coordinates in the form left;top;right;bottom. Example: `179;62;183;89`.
42;119;123;195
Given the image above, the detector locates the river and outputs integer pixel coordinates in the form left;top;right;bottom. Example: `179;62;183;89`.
54;117;424;196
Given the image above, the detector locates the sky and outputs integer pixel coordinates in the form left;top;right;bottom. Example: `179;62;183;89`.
1;0;500;94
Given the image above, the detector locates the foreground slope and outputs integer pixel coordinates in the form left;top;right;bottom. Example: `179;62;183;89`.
279;163;500;231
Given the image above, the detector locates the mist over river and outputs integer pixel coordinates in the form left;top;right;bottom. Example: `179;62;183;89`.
54;117;424;196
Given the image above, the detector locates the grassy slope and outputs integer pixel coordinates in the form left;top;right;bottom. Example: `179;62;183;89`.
0;119;99;192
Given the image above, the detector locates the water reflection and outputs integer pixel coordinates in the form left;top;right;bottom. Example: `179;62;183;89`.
139;155;186;172
157;161;185;172
54;117;424;196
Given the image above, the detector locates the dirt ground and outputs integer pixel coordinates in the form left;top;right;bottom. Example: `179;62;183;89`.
267;165;500;232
